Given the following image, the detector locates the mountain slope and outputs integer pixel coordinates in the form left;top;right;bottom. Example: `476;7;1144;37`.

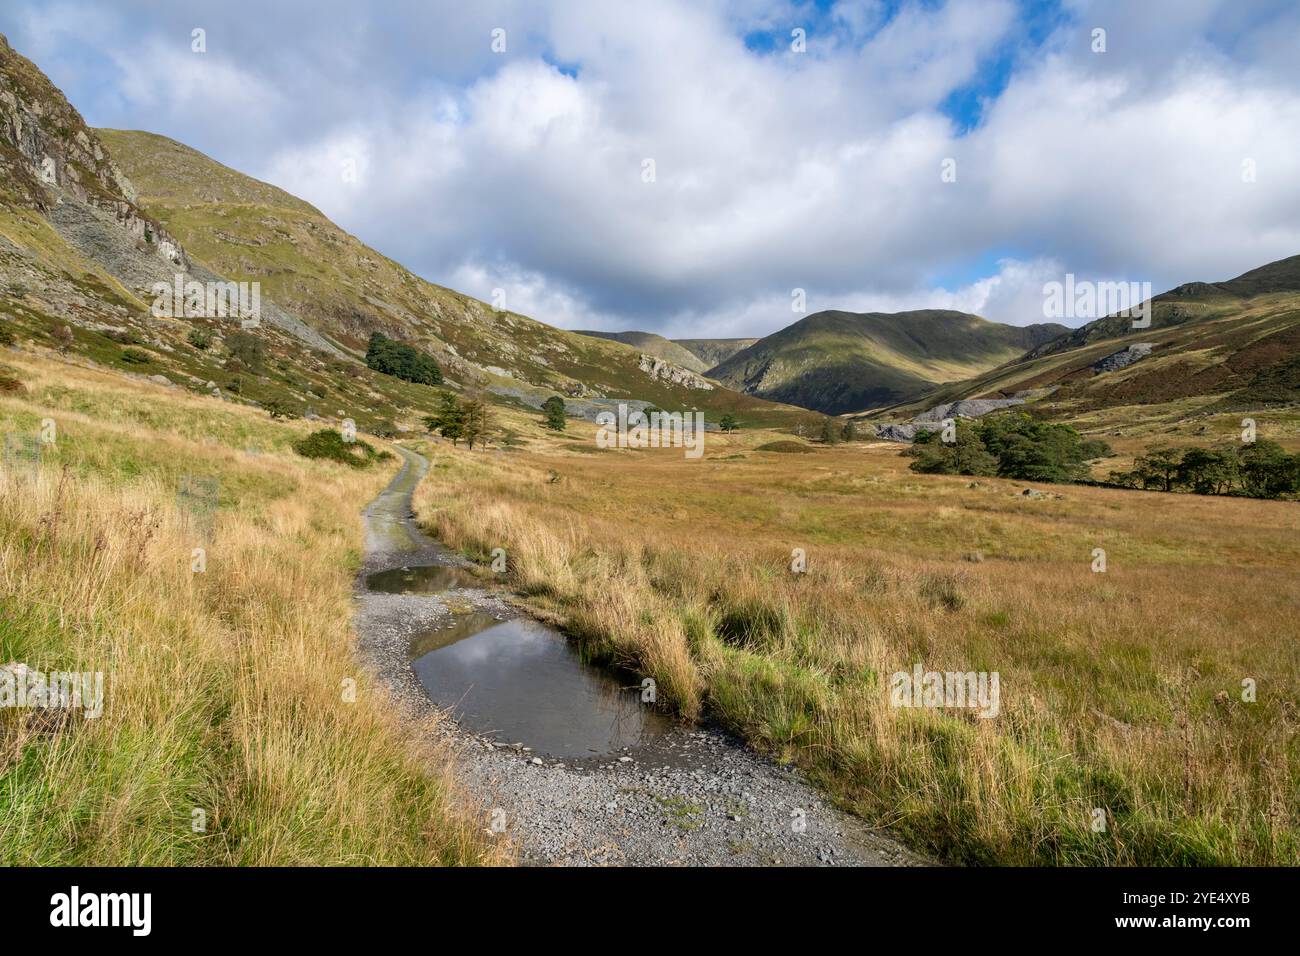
573;329;710;373
674;337;759;368
860;255;1300;426
709;309;1067;415
97;128;796;423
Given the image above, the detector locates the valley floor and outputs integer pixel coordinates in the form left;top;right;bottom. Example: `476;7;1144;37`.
418;419;1299;866
2;346;1296;866
355;446;924;865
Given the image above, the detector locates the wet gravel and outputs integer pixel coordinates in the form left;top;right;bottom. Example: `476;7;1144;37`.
354;447;926;867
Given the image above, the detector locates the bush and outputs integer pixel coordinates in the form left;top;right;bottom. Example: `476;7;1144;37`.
188;328;213;351
120;347;151;365
292;429;383;468
756;440;816;454
365;332;442;386
0;324;15;347
263;397;297;420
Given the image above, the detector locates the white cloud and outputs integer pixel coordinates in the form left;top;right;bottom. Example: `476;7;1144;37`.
5;0;1299;338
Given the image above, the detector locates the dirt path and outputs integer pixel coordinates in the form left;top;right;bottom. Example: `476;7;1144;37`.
354;445;926;866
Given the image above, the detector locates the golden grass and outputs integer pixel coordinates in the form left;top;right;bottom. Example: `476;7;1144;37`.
0;351;500;865
417;422;1299;865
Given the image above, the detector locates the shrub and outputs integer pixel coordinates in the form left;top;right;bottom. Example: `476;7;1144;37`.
0;324;15;347
292;429;382;468
756;440;816;453
264;398;297;420
120;347;151;365
187;328;213;351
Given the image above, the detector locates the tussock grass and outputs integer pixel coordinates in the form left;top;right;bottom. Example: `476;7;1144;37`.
0;352;498;865
418;428;1299;865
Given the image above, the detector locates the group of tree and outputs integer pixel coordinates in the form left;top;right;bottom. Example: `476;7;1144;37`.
907;412;1112;483
366;331;443;386
1110;440;1300;500
424;390;495;449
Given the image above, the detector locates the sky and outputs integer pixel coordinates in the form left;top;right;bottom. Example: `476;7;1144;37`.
4;0;1300;338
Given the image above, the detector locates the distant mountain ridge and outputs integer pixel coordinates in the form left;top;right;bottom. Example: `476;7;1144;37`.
674;337;759;368
708;308;1067;415
573;329;710;373
860;255;1300;426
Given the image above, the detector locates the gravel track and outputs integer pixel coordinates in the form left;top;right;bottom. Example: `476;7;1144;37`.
354;446;926;867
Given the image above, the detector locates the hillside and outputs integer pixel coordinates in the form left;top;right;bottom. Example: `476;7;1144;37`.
97;129;798;423
709;309;1066;415
0;31;802;434
573;329;710;373
674;337;759;368
862;255;1300;429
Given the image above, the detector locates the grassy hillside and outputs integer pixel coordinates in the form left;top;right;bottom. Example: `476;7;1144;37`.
864;266;1300;428
574;329;710;373
674;338;760;369
95;129;798;425
0;348;499;865
415;417;1299;865
710;309;1067;415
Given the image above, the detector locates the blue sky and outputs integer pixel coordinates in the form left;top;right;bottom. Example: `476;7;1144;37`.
4;0;1300;337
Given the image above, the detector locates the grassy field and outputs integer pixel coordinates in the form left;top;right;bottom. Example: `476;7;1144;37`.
416;414;1299;865
0;349;498;865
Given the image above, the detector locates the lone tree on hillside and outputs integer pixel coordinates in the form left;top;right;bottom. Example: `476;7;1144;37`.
424;391;466;445
461;395;495;451
542;395;567;431
719;413;739;433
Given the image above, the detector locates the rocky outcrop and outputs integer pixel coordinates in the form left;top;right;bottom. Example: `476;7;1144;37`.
637;353;714;390
1091;342;1154;373
912;398;1026;423
0;33;185;269
875;393;1040;442
874;422;943;442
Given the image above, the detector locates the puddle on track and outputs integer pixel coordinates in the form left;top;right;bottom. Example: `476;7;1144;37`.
409;612;672;758
365;564;481;594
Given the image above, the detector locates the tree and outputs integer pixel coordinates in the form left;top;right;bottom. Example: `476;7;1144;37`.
1175;447;1237;495
841;421;857;442
226;330;266;374
461;396;495;450
1237;439;1299;499
978;413;1108;483
542;395;567;431
425;391;465;445
909;425;998;476
719;413;739;433
820;418;841;445
1117;446;1182;491
366;331;442;385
